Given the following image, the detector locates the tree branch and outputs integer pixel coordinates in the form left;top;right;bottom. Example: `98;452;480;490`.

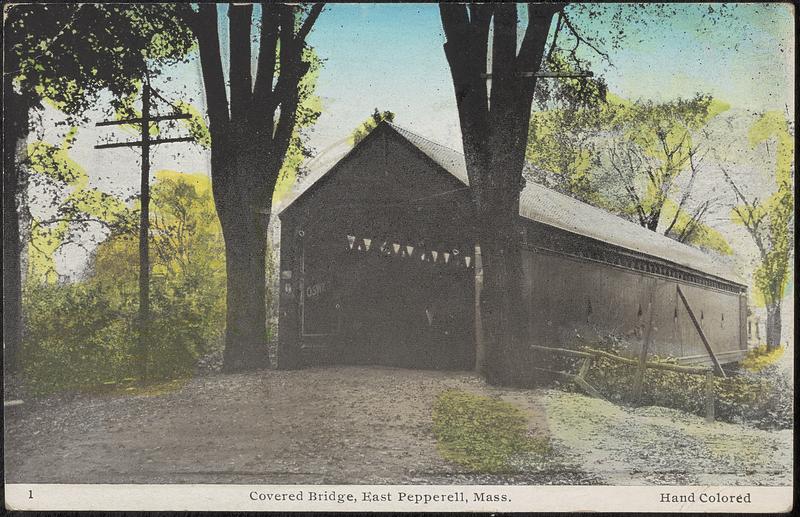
518;3;565;69
560;10;611;63
296;3;324;44
252;3;280;118
228;4;254;122
194;5;230;134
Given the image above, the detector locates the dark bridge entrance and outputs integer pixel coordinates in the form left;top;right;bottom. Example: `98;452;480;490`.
297;227;475;370
277;122;478;371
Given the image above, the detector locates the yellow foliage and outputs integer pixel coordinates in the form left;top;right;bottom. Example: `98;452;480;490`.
740;344;785;372
174;101;211;149
661;199;733;255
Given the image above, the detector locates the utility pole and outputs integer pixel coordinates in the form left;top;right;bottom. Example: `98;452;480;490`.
95;83;193;382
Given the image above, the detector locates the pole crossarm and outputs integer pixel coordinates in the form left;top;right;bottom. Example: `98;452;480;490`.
94;136;195;150
95;113;191;127
480;71;594;79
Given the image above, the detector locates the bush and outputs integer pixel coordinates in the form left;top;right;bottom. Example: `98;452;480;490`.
20;173;229;395
554;340;793;430
739;344;785;372
432;389;550;473
21;273;224;395
22;282;137;395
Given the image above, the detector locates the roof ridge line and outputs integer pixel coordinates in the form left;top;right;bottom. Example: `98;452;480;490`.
384;121;465;156
386;121;726;265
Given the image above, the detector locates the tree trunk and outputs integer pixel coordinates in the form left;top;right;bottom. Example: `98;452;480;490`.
645;212;660;232
765;302;781;350
477;212;530;386
193;3;321;372
3;85;29;376
212;140;274;372
220;212;269;370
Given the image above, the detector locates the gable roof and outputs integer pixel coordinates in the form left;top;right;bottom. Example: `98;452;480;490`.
281;121;743;286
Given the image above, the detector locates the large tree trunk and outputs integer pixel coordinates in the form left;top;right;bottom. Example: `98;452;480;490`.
477;209;529;385
3;83;29;376
765;302;781;350
220;210;269;370
212;140;273;372
193;3;322;372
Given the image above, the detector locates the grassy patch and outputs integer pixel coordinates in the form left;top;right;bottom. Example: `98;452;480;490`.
432;389;550;473
84;376;189;398
740;344;785;372
115;377;190;397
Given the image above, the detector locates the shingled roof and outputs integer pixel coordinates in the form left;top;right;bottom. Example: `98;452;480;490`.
282;121;742;285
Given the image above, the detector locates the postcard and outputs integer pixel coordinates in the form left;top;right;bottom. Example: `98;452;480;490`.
3;2;794;512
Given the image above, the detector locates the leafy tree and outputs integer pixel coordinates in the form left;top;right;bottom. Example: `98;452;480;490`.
719;112;794;349
3;3;193;373
92;171;227;354
25;128;131;284
187;3;324;371
527;92;732;255
350;109;396;147
603;95;729;236
526;58;611;207
22;171;227;392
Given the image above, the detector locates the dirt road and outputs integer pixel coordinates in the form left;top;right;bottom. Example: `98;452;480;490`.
4;366;790;485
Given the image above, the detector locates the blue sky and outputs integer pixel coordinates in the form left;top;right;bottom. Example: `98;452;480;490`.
302;3;794;151
188;2;795;153
67;3;795;179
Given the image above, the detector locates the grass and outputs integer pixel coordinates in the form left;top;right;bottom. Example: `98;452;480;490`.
88;376;190;397
740;344;785;372
432;389;550;473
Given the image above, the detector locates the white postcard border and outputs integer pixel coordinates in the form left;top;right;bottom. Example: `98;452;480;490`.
4;484;793;513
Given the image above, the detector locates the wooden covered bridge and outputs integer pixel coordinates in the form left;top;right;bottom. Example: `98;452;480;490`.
276;122;748;375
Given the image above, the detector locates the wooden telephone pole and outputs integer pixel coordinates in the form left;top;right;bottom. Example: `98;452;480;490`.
95;84;193;382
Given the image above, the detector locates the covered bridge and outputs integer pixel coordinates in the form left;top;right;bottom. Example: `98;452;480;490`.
276;122;748;375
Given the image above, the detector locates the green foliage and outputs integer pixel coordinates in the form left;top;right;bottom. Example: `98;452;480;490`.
659;199;733;255
527;90;732;254
174;100;211;150
731;112;794;310
21;282;136;395
6;3;194;119
26;129;132;283
349;108;396;147
21;172;226;395
432;390;550;473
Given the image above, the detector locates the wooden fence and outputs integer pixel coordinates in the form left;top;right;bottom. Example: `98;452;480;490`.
531;344;718;423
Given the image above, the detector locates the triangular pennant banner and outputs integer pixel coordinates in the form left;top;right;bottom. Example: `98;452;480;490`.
393;243;401;255
431;251;438;262
406;245;414;257
443;252;450;264
363;238;372;251
465;256;471;268
347;235;356;249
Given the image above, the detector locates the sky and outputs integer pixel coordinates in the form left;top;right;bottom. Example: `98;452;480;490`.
37;2;795;295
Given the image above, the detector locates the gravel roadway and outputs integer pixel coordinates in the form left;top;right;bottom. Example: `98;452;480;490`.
3;366;791;485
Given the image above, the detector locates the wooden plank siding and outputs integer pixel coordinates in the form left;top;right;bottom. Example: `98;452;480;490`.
278;122;748;372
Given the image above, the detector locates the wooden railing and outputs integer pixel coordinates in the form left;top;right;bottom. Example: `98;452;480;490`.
531;344;718;423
